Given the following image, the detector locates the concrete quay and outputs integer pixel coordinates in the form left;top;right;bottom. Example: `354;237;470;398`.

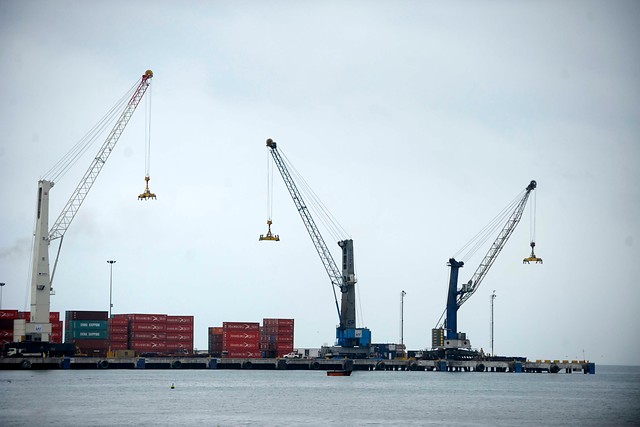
0;356;595;373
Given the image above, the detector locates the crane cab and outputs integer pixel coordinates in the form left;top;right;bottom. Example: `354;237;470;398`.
259;220;280;241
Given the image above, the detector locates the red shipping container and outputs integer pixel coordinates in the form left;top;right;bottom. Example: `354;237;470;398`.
223;331;260;340
129;332;167;340
224;351;261;358
273;336;294;343
109;342;129;350
223;322;260;331
109;317;130;325
0;330;13;338
129;340;167;351
128;314;167;323
18;312;62;322
52;321;63;331
166;315;194;324
223;341;260;350
109;333;129;342
263;318;294;327
108;326;129;334
166;342;192;350
166;333;193;341
130;323;166;332
209;327;223;335
72;339;109;350
0;310;19;320
166;324;192;332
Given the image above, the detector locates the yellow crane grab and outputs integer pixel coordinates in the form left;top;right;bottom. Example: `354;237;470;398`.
138;176;156;200
259;219;280;241
523;241;543;264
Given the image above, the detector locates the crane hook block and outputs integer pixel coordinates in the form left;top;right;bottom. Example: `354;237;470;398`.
523;241;543;264
259;219;280;241
138;176;157;200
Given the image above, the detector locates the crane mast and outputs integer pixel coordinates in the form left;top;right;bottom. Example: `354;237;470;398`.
25;70;153;343
444;180;537;343
265;139;370;350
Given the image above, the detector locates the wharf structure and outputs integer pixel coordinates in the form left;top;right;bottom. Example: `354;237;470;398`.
0;356;595;374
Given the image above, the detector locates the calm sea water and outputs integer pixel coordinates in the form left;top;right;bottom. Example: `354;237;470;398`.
1;365;638;426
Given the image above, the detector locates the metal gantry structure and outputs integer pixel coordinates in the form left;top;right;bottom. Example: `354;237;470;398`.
439;180;538;351
265;139;371;356
25;70;153;343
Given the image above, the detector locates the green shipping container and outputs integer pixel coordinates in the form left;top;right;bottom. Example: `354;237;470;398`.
67;330;109;339
67;320;108;330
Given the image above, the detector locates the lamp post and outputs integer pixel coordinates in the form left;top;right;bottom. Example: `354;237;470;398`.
490;290;496;356
107;261;116;318
0;282;5;310
400;290;406;351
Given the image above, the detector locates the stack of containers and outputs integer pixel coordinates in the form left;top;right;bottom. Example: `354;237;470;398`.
15;311;63;343
166;315;194;354
222;321;260;358
261;318;295;358
65;311;108;356
127;313;167;354
108;315;129;351
0;310;19;348
208;327;223;357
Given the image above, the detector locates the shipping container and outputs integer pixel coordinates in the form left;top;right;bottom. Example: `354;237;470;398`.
18;311;61;322
109;342;129;350
223;351;261;358
51;321;63;331
166;333;193;341
209;327;223;335
222;322;260;331
127;314;167;323
223;331;260;340
166;315;194;324
67;320;108;330
129;332;167;340
0;329;13;338
71;339;109;350
166;324;192;332
108;325;129;334
109;333;128;342
65;311;108;321
129;340;168;351
129;323;166;332
67;330;109;339
109;316;130;325
263;318;294;327
0;319;13;329
0;310;19;320
223;341;260;350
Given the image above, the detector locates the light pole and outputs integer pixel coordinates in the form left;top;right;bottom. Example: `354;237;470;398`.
0;282;5;310
400;290;406;352
490;290;496;356
107;261;116;318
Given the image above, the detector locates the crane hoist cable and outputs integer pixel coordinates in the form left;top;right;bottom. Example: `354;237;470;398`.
259;152;280;241
523;188;543;264
138;81;156;200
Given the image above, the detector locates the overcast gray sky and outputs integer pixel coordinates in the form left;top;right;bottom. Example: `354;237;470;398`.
1;1;638;365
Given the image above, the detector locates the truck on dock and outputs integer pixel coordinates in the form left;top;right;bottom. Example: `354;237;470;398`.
2;341;77;358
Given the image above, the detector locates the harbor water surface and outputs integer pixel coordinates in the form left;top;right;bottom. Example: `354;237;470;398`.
1;364;638;426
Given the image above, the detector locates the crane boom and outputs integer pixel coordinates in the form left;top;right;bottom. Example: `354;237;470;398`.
265;139;343;323
444;180;537;342
49;70;154;241
266;139;370;351
457;180;537;307
25;70;153;343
